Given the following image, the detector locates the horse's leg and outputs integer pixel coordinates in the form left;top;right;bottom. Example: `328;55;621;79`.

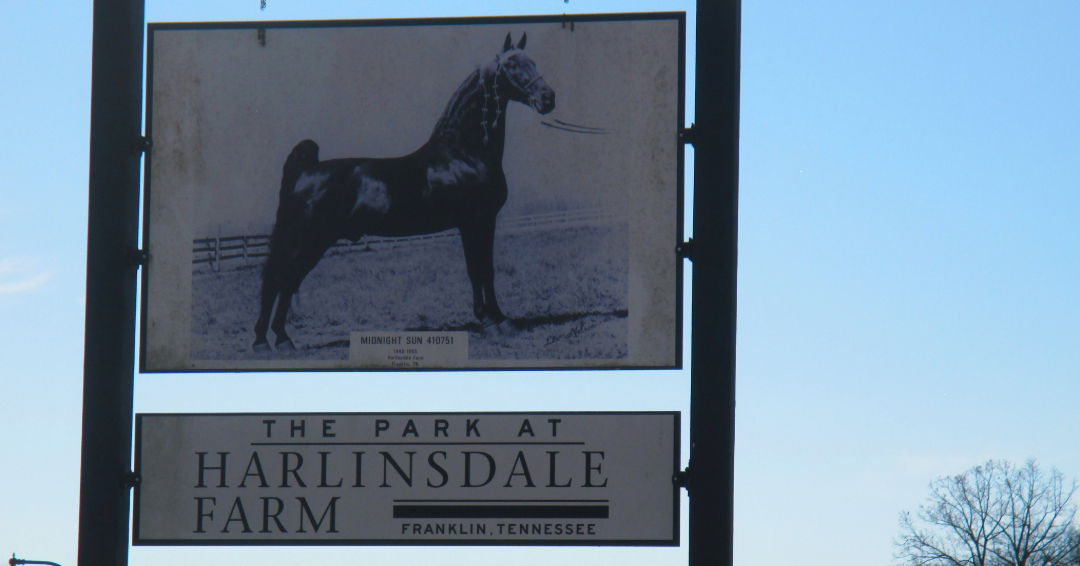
269;287;297;350
476;216;515;335
252;247;285;351
269;241;332;350
252;286;277;352
461;217;514;336
459;223;494;326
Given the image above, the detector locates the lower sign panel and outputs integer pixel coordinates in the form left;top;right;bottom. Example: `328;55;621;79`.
133;412;679;546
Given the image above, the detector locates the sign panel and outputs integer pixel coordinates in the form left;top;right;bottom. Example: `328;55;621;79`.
140;13;685;372
133;412;679;546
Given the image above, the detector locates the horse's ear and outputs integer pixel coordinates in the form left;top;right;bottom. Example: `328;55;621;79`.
502;32;514;52
516;33;527;50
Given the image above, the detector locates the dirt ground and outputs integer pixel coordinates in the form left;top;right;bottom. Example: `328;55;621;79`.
190;223;629;362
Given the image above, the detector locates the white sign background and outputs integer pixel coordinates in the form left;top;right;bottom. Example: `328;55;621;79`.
134;412;679;545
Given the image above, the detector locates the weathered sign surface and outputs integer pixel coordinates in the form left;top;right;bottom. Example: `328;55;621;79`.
140;14;685;372
133;412;679;545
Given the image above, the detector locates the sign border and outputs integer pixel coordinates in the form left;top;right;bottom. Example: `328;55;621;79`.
132;411;681;546
138;12;686;373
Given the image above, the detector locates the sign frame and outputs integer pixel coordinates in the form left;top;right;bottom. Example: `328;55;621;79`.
132;411;681;547
138;13;686;374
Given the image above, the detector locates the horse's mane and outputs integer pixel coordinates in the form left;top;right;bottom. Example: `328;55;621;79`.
429;67;487;146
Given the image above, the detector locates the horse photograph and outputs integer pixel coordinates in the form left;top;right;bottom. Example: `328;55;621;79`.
253;32;556;352
142;15;683;371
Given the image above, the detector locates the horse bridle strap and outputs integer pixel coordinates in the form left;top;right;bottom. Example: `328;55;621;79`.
521;74;544;91
505;71;544;110
494;55;542;95
480;57;543;145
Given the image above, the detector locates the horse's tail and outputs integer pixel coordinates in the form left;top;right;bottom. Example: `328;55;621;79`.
279;139;320;201
264;140;320;286
270;139;320;253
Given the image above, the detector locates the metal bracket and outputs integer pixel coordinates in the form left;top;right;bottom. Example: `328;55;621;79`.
561;15;575;31
679;123;696;146
673;467;690;491
677;238;694;262
132;135;151;156
126;247;147;269
123;470;141;489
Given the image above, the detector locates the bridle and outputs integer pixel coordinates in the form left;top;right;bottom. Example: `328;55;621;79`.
479;57;503;146
521;74;544;91
480;54;543;146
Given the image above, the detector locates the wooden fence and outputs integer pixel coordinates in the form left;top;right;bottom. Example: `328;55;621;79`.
192;208;622;271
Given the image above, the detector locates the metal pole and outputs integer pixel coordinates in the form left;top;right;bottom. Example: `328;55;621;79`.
78;0;145;565
690;1;740;566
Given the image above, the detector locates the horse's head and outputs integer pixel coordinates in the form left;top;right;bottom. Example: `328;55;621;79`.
495;33;555;115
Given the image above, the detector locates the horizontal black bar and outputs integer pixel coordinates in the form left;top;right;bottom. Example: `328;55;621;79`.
250;441;586;446
395;499;609;503
393;505;608;519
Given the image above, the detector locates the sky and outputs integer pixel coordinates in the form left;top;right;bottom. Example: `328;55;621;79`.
1;1;1079;566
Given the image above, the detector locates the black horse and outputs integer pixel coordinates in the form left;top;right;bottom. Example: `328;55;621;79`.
253;33;555;352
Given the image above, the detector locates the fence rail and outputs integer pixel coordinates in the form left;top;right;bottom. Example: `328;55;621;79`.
192;235;271;265
192;208;622;270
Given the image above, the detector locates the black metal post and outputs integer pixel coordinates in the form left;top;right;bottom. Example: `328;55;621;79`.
78;1;145;565
690;1;740;566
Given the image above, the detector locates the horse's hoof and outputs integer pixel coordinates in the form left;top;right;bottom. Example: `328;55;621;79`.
275;338;296;351
252;342;272;354
483;319;517;339
496;319;518;336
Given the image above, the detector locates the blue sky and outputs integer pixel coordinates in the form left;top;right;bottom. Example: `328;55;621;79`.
1;1;1078;565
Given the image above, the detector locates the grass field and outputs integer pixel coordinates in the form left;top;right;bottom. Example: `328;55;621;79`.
190;223;629;362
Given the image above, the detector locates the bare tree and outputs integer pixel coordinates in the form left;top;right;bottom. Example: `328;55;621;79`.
992;461;1079;566
896;460;1080;566
896;461;1003;566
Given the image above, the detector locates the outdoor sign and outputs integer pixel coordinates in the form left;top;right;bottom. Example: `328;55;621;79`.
140;13;685;372
133;412;680;546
